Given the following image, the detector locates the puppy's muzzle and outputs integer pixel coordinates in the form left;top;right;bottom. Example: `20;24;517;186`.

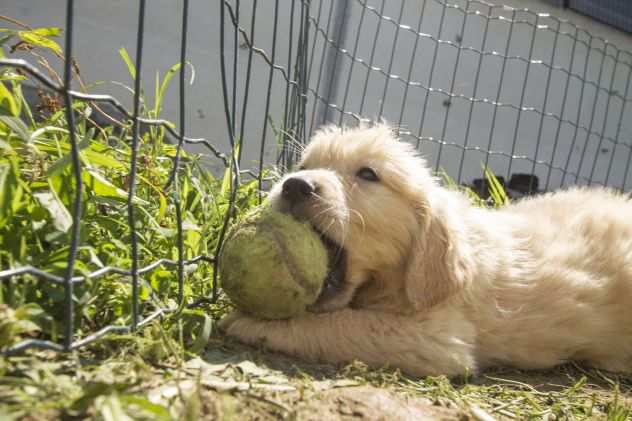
281;177;315;205
276;174;348;310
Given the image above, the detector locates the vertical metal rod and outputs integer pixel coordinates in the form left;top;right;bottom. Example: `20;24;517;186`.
299;1;310;146
316;0;349;126
481;9;516;175
396;0;428;137
436;3;469;173
338;0;367;126
307;0;325;137
457;3;491;185
62;0;81;351
214;0;246;301
173;0;190;307
588;48;619;184
237;0;258;165
377;0;406;120
257;0;279;193
544;25;579;191
560;32;593;187
506;13;539;180
309;1;337;134
284;0;310;166
129;0;147;330
607;64;632;188
574;37;607;184
232;0;239;149
415;1;448;150
281;0;297;170
530;17;560;193
359;0;386;116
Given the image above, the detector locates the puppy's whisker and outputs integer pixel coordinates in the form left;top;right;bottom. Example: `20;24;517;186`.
282;148;304;164
280;139;306;161
336;218;348;256
349;208;366;232
319;217;338;243
312;204;336;221
281;133;306;151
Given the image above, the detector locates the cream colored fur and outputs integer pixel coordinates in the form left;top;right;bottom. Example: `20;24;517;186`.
220;124;632;377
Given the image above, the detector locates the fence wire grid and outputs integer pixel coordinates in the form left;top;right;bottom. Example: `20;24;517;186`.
1;0;632;353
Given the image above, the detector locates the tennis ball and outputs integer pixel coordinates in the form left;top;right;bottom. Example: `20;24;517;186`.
219;205;328;319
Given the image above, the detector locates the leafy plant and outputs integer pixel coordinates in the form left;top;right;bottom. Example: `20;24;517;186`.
482;164;510;207
439;165;510;209
0;22;263;352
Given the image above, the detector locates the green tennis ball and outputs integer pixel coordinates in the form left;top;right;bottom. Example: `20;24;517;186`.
219;205;328;319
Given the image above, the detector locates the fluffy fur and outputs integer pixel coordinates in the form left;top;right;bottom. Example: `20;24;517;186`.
220;124;632;377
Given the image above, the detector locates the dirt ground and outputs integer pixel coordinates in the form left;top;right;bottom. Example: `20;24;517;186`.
2;334;631;420
147;338;468;420
142;337;631;420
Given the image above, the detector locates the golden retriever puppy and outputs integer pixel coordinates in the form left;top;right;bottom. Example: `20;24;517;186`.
220;124;632;377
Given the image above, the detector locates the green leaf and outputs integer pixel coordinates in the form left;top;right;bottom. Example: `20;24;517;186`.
96;394;133;421
188;313;213;354
221;138;241;198
83;169;149;206
0;83;18;116
438;169;485;207
0;72;27;82
155;63;180;117
45;130;126;175
18;31;62;55
137;174;167;220
30;126;69;143
32;27;62;37
0;116;31;142
117;396;171;421
83;149;126;170
482;164;509;207
154;61;195;116
83;170;127;201
47;133;92;177
0;138;14;152
118;47;136;81
33;188;73;233
0;158;22;229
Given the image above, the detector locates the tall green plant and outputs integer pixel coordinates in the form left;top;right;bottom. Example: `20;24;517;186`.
0;24;262;351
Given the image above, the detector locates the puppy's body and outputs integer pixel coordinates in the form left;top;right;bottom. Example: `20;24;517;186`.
221;125;632;377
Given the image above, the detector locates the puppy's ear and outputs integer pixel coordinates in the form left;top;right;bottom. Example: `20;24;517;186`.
404;203;473;311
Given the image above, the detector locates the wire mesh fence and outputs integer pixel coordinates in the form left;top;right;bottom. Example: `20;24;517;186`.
1;0;631;354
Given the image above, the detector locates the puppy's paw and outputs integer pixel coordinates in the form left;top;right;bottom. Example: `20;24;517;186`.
217;310;247;333
218;311;276;346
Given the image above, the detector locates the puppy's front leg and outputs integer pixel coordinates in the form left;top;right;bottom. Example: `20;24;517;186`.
219;308;477;377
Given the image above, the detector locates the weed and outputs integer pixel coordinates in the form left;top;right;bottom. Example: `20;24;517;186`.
0;21;262;353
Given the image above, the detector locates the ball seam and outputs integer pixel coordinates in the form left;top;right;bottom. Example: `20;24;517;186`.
257;221;314;295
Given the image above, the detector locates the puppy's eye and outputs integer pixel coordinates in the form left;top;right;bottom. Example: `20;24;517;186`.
356;167;379;182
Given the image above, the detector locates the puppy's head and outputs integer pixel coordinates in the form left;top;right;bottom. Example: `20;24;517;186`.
268;124;472;313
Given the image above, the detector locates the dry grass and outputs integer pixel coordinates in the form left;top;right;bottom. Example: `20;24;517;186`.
2;331;630;420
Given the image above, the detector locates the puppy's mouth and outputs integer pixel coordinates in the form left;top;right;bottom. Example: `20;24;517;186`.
276;201;348;302
314;228;347;299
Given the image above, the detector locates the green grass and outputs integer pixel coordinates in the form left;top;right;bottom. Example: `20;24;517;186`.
0;19;630;421
0;24;264;352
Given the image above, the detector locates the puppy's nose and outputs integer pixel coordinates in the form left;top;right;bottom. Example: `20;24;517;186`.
282;177;315;204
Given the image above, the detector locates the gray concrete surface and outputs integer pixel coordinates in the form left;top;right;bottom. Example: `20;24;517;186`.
4;0;632;190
